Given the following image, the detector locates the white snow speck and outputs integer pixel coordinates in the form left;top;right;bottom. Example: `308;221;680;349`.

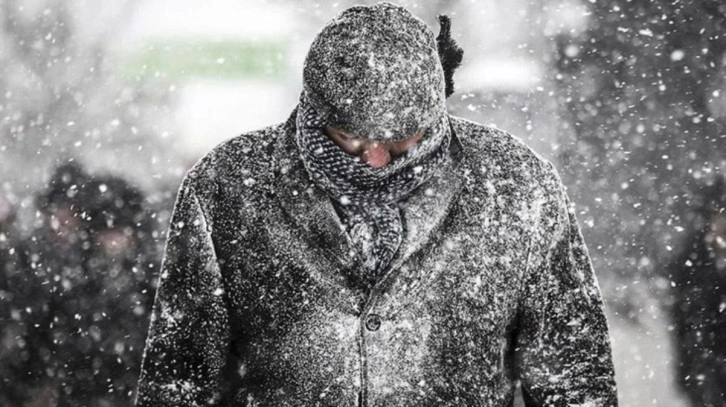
243;178;256;187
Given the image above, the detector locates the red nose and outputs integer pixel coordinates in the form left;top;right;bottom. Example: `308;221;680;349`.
363;143;391;168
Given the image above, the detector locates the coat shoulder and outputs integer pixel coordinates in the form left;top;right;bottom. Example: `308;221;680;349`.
450;115;564;200
182;122;286;200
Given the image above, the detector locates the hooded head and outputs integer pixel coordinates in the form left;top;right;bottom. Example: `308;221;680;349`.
302;2;447;142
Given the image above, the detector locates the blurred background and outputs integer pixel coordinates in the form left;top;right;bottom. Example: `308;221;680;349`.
1;0;725;405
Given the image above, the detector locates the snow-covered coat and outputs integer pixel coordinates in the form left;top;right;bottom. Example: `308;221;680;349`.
135;109;618;406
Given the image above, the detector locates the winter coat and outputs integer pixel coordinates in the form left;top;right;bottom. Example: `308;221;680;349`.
135;109;618;406
668;230;726;406
1;168;158;406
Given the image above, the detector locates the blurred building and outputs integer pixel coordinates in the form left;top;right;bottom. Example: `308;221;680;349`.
117;0;298;158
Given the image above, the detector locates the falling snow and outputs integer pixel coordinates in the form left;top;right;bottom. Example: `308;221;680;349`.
1;0;725;406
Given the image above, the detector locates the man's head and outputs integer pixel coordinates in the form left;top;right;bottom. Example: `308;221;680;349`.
36;161;90;245
701;176;726;254
302;2;447;145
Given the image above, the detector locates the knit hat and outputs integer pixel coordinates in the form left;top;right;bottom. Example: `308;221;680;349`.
302;2;447;141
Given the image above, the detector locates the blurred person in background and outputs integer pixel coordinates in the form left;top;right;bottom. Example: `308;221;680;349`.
0;193;21;298
1;161;159;406
1;161;91;406
668;176;726;407
136;3;617;406
80;173;158;405
0;193;27;406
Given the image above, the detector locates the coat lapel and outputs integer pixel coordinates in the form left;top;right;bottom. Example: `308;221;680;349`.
377;140;465;290
272;108;466;294
360;139;465;311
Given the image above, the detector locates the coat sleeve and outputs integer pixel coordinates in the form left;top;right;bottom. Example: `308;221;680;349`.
515;165;618;407
135;176;230;406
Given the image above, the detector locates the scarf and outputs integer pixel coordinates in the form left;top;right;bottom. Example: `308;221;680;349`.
294;92;452;287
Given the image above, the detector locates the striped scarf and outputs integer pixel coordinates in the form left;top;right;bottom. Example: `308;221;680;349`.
294;92;451;287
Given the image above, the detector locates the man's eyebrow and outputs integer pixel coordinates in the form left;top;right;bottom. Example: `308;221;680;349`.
327;126;356;139
338;130;357;139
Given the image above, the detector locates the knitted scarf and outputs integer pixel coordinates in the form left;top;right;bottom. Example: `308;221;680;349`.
294;92;452;287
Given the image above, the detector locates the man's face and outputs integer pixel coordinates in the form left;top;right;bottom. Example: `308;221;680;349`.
47;205;83;245
96;227;135;258
324;125;425;168
706;211;726;253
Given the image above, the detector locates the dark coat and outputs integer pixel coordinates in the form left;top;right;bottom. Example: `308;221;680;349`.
136;110;618;406
1;168;158;406
669;230;726;406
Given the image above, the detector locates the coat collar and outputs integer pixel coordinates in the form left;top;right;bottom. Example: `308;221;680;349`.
271;107;466;294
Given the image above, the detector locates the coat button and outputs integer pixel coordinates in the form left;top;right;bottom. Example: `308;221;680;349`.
365;313;382;331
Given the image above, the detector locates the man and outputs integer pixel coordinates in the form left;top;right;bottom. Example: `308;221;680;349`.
0;162;91;406
76;173;158;404
2;162;158;405
0;193;26;406
136;3;618;406
668;178;726;407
